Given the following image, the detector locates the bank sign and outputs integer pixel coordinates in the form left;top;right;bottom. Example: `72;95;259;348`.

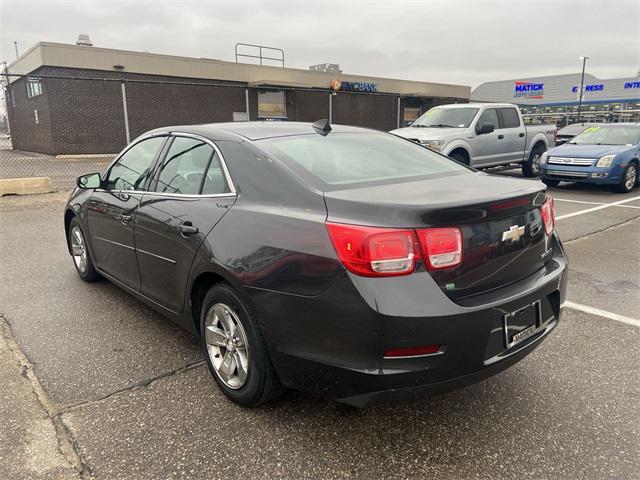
330;79;378;93
513;81;544;99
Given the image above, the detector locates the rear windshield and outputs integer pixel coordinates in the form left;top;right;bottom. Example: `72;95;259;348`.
259;132;470;188
570;125;640;145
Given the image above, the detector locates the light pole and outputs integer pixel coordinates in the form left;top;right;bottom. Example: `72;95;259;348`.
577;56;589;124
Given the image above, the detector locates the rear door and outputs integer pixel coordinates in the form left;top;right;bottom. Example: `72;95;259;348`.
86;135;167;288
134;134;236;312
497;107;527;163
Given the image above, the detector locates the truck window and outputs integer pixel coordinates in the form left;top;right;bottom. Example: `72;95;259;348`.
477;109;499;130
498;108;521;128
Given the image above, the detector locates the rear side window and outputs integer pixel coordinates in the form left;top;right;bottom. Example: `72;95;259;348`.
260;132;470;187
477;109;499;129
154;137;229;195
498;108;521;128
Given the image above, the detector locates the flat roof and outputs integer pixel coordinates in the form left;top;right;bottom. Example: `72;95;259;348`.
8;42;470;99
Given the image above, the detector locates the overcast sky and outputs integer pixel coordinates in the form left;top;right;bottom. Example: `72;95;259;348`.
1;0;639;88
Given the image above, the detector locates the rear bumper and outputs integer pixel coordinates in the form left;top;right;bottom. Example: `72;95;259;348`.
246;234;568;407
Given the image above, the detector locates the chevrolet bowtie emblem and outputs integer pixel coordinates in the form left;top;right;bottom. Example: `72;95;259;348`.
502;225;525;242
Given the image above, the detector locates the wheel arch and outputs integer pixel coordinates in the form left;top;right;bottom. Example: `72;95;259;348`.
448;146;471;165
64;208;77;254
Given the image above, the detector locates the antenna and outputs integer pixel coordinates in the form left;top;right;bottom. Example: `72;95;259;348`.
312;119;332;136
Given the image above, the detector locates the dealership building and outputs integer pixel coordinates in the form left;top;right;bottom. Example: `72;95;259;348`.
471;72;640;126
4;41;469;155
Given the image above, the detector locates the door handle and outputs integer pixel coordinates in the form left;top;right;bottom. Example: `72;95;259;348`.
519;132;525;137
497;134;505;140
119;214;132;224
179;222;199;237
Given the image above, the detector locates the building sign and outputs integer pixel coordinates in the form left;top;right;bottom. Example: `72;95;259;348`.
571;83;604;93
513;81;544;99
624;81;640;89
330;79;378;93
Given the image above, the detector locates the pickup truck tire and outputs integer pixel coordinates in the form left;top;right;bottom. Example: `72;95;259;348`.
449;151;469;166
522;144;545;177
542;179;560;188
614;163;638;193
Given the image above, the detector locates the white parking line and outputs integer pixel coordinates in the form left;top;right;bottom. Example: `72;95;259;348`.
555;198;640;209
562;301;640;328
555;195;640;220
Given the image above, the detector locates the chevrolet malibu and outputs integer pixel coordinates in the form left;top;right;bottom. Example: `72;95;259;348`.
64;121;567;407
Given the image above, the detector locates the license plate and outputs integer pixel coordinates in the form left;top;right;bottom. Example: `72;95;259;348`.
503;301;541;349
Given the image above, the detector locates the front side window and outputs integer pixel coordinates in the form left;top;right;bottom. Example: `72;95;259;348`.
154;137;229;195
477;108;499;129
26;77;43;98
105;136;166;191
261;132;470;188
570;126;640;146
498;108;521;128
412;107;479;128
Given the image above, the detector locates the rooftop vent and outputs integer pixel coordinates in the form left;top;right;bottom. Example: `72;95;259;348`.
309;63;342;73
76;34;93;47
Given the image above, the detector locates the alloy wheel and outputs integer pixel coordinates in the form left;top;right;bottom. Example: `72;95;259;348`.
70;226;88;273
625;165;637;191
204;303;250;389
531;153;541;174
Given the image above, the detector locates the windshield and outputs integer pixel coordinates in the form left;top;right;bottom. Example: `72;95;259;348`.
570;125;640;145
412;107;479;128
260;133;470;188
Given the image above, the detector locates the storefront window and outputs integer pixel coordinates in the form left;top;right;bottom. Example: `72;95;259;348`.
258;90;286;119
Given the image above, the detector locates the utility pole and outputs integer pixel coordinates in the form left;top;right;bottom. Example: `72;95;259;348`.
576;56;589;124
14;41;19;59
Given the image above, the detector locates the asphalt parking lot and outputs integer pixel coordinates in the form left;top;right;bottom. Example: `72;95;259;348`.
1;176;639;479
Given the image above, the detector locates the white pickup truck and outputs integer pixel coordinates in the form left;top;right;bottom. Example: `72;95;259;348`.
391;103;557;177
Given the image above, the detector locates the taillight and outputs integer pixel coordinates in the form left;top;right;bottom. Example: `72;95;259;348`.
540;196;555;235
416;227;463;271
325;223;419;277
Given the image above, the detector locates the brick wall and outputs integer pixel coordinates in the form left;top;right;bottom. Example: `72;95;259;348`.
286;91;329;122
332;92;398;131
6;77;55;153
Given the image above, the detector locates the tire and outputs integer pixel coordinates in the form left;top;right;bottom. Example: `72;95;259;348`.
200;283;284;407
614;163;638;193
542;178;560;188
450;151;469;165
68;217;100;282
522;145;544;177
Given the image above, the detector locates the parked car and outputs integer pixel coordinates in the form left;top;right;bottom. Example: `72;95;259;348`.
555;123;598;146
390;103;557;177
540;123;640;193
65;121;567;408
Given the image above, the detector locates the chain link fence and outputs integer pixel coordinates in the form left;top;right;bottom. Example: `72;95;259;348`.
0;73;432;192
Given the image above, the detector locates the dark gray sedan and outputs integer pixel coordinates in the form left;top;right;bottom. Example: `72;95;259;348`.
65;121;567;407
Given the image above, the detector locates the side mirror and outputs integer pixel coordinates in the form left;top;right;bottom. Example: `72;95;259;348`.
477;123;495;135
77;173;101;189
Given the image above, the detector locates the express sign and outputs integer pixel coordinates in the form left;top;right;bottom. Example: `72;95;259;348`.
571;84;605;92
514;82;544;99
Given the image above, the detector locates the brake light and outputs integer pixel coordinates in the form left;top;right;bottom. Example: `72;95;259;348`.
416;227;463;270
540;196;555;235
325;223;419;277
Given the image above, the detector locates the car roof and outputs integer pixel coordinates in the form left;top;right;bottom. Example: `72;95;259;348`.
146;121;374;141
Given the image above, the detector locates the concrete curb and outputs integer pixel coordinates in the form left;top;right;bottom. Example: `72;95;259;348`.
0;177;56;196
56;154;116;162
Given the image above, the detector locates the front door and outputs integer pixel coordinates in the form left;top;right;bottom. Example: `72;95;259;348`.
134;135;236;312
470;108;505;167
86;135;167;289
